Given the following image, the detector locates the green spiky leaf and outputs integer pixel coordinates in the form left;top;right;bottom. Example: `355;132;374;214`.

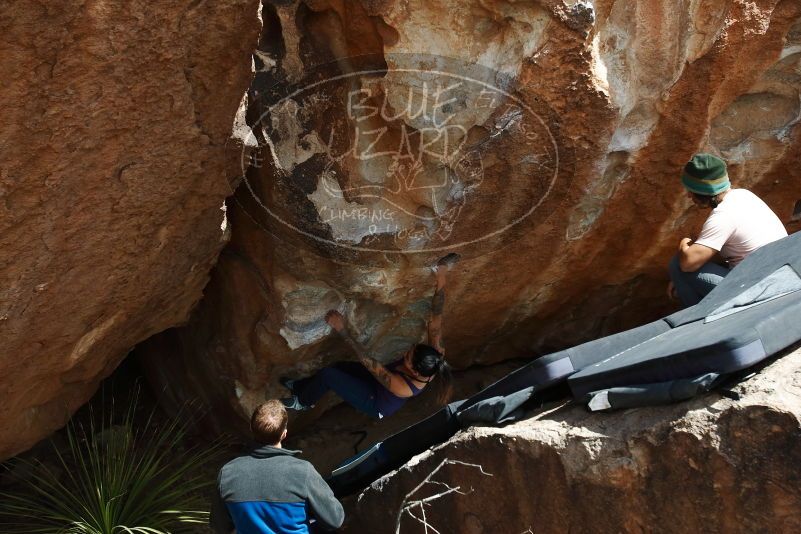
0;390;224;534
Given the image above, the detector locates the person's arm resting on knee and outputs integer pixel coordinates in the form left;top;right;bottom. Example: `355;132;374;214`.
677;237;717;272
325;311;415;397
679;203;735;272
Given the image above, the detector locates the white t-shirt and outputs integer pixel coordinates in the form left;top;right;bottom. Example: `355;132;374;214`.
695;188;787;267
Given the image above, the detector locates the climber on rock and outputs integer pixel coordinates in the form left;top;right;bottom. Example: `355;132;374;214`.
668;153;787;307
280;254;458;418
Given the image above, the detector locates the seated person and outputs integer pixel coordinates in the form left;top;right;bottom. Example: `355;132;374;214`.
668;153;787;307
280;254;458;418
210;400;344;534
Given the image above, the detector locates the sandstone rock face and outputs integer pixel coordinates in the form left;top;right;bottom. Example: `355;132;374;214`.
0;0;261;458
344;347;801;533
139;0;801;432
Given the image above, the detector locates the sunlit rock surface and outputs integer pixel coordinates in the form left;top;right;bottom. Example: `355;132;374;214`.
343;346;801;533
5;0;800;455
138;0;801;433
0;0;261;458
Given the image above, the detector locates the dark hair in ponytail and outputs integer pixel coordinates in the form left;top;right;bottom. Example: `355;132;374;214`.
412;344;453;405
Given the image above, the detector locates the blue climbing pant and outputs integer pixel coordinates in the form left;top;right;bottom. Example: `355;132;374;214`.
668;254;730;307
294;362;381;418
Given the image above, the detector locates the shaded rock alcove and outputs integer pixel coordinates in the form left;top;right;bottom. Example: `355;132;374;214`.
138;0;801;441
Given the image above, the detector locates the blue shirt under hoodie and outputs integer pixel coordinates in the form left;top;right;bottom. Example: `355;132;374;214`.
210;445;344;534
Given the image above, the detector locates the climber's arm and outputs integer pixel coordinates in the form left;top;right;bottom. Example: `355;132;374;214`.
325;311;412;397
678;237;718;272
427;267;447;355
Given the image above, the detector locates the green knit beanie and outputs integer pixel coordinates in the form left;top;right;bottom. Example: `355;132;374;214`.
681;153;730;195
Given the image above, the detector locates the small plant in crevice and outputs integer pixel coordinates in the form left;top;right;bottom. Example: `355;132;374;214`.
0;392;224;534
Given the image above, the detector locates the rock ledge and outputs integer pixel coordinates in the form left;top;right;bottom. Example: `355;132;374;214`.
345;346;801;534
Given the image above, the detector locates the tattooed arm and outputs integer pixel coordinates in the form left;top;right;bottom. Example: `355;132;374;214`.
325;311;413;397
427;267;447;354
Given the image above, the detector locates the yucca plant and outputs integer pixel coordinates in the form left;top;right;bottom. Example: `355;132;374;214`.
0;393;223;534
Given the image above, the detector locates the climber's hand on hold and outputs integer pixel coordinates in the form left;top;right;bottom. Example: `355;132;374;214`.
325;310;346;332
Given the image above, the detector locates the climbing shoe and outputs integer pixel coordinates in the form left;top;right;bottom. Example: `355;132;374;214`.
281;395;311;411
